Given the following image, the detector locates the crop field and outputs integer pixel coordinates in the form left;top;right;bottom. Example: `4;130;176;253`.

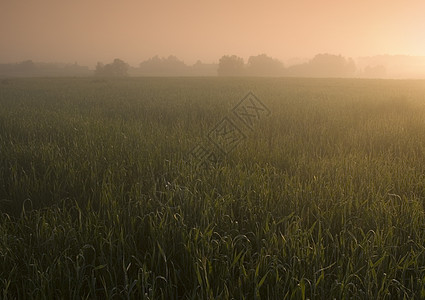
2;77;425;298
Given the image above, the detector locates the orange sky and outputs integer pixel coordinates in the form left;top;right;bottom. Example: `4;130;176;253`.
1;0;424;67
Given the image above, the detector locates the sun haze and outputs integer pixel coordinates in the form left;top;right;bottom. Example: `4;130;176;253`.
1;0;424;66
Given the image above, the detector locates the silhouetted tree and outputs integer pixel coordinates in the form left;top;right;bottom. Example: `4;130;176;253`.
138;55;189;75
287;54;357;77
247;54;284;76
217;55;245;76
95;58;129;77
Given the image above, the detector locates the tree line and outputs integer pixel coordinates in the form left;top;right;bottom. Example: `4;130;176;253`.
1;54;391;78
217;53;357;77
0;60;91;77
95;53;359;77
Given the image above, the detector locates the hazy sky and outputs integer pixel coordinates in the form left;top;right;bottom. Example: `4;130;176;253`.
1;0;424;67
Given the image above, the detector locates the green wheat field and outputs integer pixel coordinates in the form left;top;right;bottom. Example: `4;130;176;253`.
2;77;425;299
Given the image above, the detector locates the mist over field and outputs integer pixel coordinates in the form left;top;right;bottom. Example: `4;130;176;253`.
2;0;425;78
2;1;425;299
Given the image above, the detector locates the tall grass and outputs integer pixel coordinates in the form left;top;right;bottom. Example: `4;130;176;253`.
1;77;425;298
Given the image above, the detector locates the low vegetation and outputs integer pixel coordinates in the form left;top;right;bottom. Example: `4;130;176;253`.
1;77;425;298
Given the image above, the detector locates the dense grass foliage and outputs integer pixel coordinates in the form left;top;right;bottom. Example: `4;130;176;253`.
1;77;425;298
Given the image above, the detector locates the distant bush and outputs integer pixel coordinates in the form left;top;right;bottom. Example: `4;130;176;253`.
217;55;245;76
287;53;357;77
247;54;285;76
94;58;129;77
